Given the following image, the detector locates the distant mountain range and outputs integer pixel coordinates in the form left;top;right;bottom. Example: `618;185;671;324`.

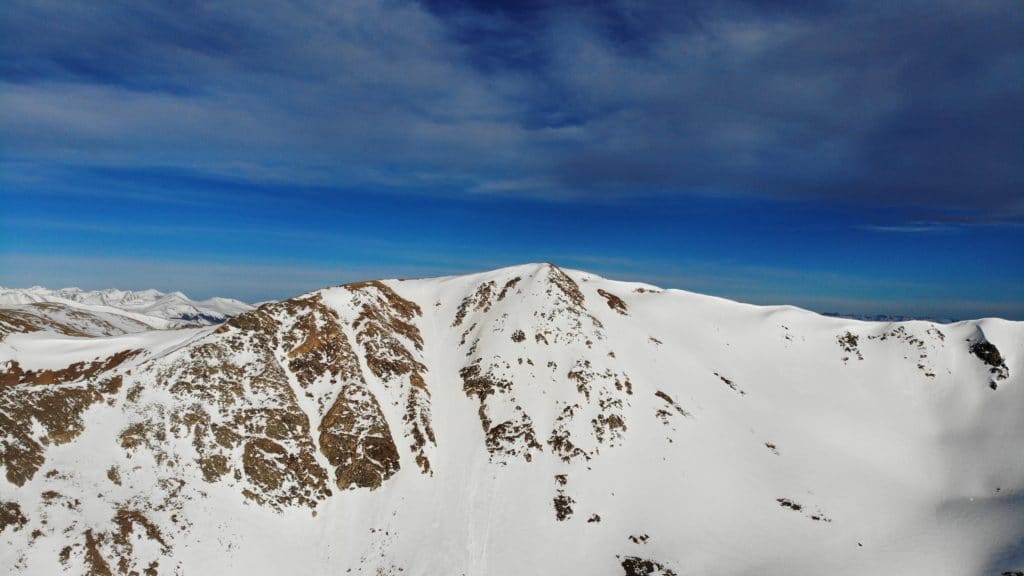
0;264;1020;575
821;312;960;324
0;286;252;337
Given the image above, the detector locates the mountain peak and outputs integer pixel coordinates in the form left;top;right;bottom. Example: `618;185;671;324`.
0;266;1021;575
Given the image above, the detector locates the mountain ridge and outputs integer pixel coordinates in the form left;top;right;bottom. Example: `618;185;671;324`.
1;263;1021;575
0;285;253;338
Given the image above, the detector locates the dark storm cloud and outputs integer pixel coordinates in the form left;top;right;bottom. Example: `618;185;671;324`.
2;0;1021;221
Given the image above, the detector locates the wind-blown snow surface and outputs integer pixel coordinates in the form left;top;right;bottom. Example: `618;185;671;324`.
1;264;1021;575
0;286;253;337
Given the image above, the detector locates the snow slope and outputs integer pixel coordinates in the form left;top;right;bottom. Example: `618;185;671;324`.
0;264;1021;576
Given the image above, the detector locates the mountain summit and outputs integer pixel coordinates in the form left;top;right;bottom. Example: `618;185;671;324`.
1;263;1021;575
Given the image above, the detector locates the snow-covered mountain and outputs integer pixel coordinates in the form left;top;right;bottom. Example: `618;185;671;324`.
0;286;253;337
1;264;1021;575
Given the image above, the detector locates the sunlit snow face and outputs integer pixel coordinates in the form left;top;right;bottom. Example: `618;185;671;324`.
2;263;1020;575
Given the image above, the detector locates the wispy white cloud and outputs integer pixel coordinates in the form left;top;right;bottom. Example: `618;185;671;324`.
861;223;959;234
2;0;1020;219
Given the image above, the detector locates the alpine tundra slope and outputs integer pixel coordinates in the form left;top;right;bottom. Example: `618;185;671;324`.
0;264;1021;575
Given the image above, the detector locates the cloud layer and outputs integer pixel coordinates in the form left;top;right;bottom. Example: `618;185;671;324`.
3;0;1022;221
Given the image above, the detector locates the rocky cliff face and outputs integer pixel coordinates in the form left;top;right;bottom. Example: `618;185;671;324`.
1;264;1022;576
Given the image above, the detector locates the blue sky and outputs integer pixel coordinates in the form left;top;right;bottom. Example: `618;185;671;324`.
1;0;1022;318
